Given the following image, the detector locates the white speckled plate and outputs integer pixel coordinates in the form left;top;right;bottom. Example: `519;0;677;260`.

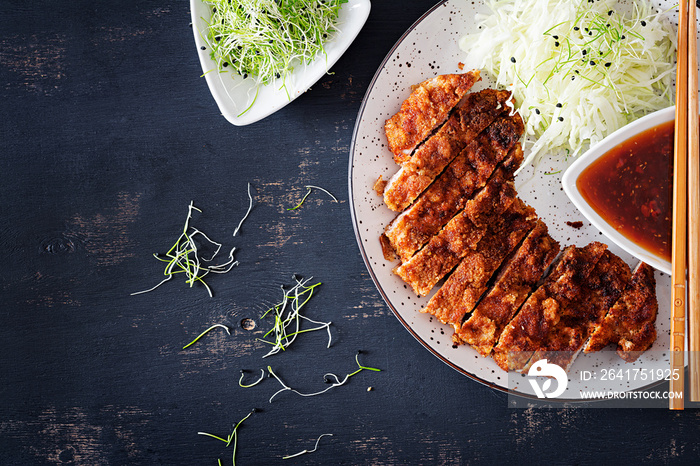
349;0;679;399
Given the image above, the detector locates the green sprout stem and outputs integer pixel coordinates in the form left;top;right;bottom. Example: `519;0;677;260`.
182;324;230;350
287;185;338;211
267;352;381;403
198;409;255;466
239;369;265;388
282;433;334;460
257;276;331;358
131;194;252;297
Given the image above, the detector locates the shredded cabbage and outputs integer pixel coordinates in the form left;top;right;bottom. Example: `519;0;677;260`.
460;0;676;171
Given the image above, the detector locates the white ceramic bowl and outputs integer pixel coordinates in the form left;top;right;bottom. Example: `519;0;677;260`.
190;0;371;126
562;106;674;275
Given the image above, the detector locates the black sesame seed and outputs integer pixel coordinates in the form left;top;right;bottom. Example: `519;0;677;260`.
574;26;580;31
223;62;228;67
571;76;575;80
556;103;562;108
605;62;611;67
590;60;595;66
243;73;248;79
582;49;587;55
621;35;626;39
608;10;613;16
200;46;206;50
553;35;559;39
555;41;560;47
641;20;647;26
558;116;564;121
510;57;516;63
535;108;540;114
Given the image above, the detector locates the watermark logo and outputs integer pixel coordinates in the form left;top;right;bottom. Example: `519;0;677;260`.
527;359;568;399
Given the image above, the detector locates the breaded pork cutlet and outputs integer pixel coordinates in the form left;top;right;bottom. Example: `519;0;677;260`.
492;243;608;372
394;159;519;296
385;71;480;164
456;221;560;357
383;89;513;211
523;250;632;372
380;116;524;263
584;262;658;362
422;199;537;331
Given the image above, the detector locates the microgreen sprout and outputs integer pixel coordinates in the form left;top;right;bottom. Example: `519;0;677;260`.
198;409;256;466
286;188;312;211
233;183;254;237
282;433;334;460
201;0;347;113
267;351;381;403
257;276;331;358
287;185;339;211
131;200;245;297
182;324;231;350
238;369;265;388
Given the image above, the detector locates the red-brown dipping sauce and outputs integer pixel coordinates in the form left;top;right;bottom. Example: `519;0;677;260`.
577;120;673;262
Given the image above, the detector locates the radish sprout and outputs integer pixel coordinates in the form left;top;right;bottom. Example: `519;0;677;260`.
283;433;334;460
238;369;266;388
182;323;231;350
287;185;338;211
267;351;381;402
198;409;256;466
257;276;331;358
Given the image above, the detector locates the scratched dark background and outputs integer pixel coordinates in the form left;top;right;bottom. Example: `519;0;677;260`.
1;0;699;464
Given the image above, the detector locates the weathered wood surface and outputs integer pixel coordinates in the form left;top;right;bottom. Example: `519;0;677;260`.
1;1;700;464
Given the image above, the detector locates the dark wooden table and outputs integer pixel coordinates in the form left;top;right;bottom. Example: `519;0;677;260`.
2;1;699;464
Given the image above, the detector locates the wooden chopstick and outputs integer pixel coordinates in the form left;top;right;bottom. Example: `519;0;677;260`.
670;0;690;411
688;0;700;403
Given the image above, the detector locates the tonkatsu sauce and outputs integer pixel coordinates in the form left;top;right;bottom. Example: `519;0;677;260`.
577;120;673;262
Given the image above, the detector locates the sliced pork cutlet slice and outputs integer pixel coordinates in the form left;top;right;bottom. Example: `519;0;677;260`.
422;199;538;331
383;89;514;211
523;250;632;372
584;262;658;362
492;242;608;372
380;118;524;263
523;251;632;371
385;71;481;164
456;220;561;357
393;161;519;296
